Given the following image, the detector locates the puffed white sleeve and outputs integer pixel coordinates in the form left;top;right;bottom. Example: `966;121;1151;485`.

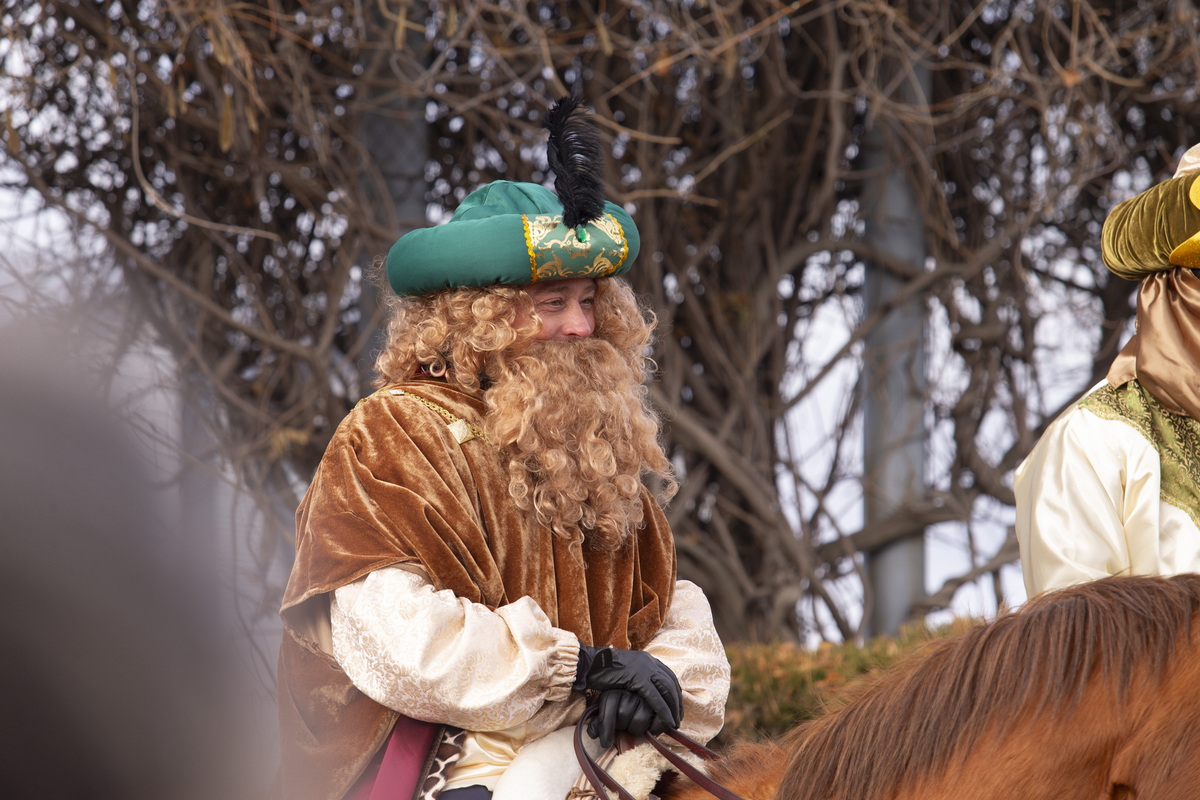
1014;403;1166;597
641;580;730;744
330;565;580;732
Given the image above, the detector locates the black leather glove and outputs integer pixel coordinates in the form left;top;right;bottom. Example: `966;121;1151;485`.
587;689;673;749
575;643;683;740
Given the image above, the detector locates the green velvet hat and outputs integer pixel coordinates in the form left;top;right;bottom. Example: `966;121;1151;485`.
386;97;640;296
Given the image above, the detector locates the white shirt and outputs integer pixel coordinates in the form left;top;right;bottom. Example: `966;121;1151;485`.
1015;390;1200;597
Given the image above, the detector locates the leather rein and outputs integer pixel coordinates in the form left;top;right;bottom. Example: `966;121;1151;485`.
573;706;748;800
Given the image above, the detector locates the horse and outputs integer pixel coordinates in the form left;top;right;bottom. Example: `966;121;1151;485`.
663;573;1200;800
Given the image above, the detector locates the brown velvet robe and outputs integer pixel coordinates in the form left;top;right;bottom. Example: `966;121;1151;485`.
275;378;678;800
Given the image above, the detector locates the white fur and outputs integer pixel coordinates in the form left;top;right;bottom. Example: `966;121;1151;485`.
603;744;669;800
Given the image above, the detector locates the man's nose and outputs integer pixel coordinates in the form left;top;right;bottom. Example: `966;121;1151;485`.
561;302;594;337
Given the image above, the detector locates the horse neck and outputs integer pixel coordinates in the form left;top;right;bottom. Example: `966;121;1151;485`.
663;737;794;800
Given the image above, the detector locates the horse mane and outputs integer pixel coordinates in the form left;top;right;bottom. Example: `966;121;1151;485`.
775;573;1200;800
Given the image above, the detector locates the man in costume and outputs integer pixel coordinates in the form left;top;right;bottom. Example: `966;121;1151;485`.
1015;144;1200;596
274;97;730;800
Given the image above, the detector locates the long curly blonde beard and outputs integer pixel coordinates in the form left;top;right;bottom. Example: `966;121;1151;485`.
373;277;676;549
484;336;673;549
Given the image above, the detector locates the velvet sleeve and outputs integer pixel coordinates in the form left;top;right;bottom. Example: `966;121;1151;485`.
1102;174;1200;280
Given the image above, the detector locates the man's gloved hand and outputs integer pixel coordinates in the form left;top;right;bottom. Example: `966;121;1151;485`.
575;643;683;747
587;689;673;749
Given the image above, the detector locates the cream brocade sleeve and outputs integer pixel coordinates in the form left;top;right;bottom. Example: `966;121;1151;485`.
641;579;730;744
330;568;730;744
330;567;579;732
1014;397;1200;597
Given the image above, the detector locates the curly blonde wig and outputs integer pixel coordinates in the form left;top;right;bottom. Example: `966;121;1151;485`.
372;275;676;548
372;281;536;390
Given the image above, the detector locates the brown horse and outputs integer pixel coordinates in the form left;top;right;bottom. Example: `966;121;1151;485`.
667;573;1200;800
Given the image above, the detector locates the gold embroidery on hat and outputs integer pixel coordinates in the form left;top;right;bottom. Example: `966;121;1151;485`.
525;213;627;282
594;213;629;275
522;214;539;283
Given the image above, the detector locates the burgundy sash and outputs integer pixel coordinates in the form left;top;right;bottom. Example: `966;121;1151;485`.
347;715;440;800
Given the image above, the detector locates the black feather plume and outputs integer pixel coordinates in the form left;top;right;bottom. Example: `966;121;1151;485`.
544;95;606;230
